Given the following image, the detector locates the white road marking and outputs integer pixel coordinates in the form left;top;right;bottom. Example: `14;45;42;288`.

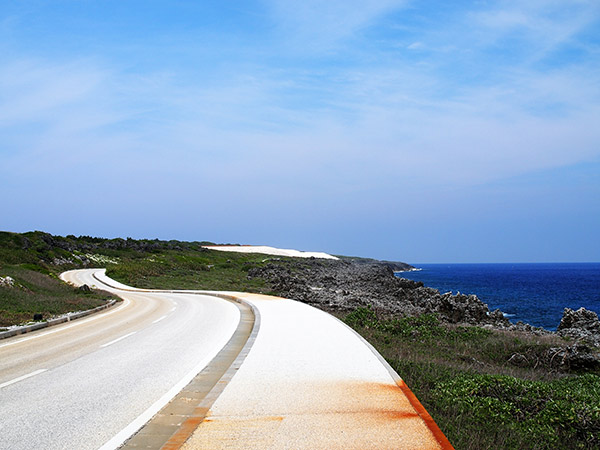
97;341;231;450
0;298;131;349
100;332;137;348
0;369;48;389
152;315;168;324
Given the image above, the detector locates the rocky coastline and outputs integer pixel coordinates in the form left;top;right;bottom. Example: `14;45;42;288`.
3;231;598;371
247;256;600;370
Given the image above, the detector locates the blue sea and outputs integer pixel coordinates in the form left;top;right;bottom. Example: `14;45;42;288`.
396;263;600;331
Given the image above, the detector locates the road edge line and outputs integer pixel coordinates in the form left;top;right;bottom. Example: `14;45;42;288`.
0;369;48;389
108;292;260;450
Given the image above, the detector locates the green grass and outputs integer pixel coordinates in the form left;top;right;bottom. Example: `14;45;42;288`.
342;307;600;450
105;249;276;292
343;306;568;377
0;231;272;326
0;266;113;327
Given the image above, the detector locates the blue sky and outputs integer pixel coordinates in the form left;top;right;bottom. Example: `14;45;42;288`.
1;1;599;263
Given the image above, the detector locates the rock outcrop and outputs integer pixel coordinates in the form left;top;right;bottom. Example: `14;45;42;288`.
0;276;15;288
78;284;92;293
248;258;509;327
545;344;600;371
557;307;600;348
248;258;600;371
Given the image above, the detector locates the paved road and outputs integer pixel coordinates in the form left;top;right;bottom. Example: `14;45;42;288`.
0;269;240;450
1;269;453;449
178;292;453;450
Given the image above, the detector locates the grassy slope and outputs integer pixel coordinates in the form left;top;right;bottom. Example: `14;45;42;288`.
0;231;277;326
106;249;274;292
0;232;117;327
1;231;598;448
342;307;600;449
0;267;112;328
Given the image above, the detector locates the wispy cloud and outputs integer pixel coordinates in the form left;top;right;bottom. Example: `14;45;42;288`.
467;0;600;63
263;0;409;51
1;1;598;260
0;60;107;124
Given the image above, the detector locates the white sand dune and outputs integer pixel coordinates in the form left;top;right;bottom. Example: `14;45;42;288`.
203;245;339;260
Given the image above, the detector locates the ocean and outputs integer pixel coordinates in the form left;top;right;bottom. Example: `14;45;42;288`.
395;263;600;331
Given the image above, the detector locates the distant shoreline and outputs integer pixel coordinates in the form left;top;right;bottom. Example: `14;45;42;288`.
397;262;600;332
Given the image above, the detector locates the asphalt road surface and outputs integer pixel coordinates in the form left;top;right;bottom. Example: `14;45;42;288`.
0;269;240;450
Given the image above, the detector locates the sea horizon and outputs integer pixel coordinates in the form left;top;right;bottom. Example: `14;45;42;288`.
396;262;600;331
405;261;600;266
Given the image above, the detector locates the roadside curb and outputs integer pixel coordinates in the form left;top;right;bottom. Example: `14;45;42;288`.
0;299;118;341
123;293;260;450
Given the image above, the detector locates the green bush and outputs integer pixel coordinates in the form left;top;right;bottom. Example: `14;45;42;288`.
432;373;600;448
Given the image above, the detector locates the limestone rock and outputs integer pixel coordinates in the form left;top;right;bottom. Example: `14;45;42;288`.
546;344;600;371
78;284;92;293
52;256;73;265
0;276;15;288
247;258;510;327
557;307;600;347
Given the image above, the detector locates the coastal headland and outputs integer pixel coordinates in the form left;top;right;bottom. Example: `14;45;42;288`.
1;231;598;449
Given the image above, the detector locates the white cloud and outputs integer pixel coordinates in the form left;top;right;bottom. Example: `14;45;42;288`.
406;41;424;50
0;60;107;124
2;50;599;199
1;0;599;208
467;0;600;61
263;0;408;50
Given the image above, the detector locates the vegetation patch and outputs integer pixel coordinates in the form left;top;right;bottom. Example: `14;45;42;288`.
0;267;113;327
343;307;600;450
106;250;274;292
0;231;273;326
431;372;600;448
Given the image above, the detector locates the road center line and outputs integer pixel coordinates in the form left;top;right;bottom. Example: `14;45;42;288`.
0;369;48;389
152;315;168;324
100;332;137;348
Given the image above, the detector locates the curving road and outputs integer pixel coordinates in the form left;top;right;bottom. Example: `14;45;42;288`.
1;269;453;450
0;269;240;450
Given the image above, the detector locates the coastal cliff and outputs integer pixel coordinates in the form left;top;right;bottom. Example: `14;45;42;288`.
248;257;510;326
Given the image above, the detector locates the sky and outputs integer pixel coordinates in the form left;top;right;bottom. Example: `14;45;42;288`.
1;1;599;263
